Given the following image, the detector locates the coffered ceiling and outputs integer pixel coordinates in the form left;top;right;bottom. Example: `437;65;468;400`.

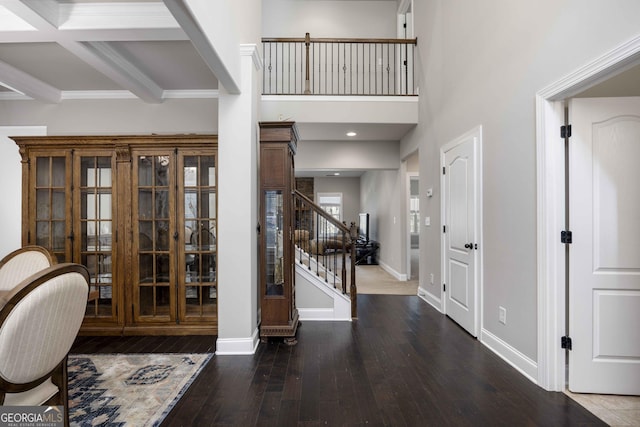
0;0;217;103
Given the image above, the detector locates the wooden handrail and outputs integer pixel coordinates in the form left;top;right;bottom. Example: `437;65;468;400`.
293;190;351;236
292;189;357;318
262;37;418;45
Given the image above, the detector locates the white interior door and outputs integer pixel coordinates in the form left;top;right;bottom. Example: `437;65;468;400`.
442;128;480;337
568;97;640;394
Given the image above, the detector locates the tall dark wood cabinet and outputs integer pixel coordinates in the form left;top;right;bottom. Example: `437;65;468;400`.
12;135;218;336
259;122;299;343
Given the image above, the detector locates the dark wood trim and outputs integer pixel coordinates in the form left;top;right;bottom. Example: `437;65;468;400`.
262;37;418;45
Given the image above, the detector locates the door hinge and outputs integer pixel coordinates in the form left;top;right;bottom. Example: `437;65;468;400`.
561;230;572;244
561;124;572;139
561;336;572;350
443;283;446;292
442;166;446;175
443;225;446;233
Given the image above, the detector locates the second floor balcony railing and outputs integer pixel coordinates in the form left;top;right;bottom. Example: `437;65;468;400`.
262;33;418;96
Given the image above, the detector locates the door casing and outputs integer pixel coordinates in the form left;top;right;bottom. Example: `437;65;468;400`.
440;125;483;338
535;34;640;391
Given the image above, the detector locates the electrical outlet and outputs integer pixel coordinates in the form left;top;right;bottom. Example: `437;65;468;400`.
430;273;434;284
425;216;431;226
499;306;507;325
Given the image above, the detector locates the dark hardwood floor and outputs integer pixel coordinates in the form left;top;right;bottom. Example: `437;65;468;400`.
71;295;604;426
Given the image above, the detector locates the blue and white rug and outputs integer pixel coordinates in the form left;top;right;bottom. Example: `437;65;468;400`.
68;353;212;426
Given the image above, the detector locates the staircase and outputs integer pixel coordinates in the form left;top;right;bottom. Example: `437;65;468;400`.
293;190;357;320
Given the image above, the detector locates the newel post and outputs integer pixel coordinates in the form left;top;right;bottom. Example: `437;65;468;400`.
304;32;311;94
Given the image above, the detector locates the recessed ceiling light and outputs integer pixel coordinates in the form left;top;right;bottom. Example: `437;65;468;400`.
346;131;357;137
333;172;340;176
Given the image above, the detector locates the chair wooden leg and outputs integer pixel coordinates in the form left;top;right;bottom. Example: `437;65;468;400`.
50;356;70;427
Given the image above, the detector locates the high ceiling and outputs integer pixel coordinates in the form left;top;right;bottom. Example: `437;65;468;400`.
0;1;217;103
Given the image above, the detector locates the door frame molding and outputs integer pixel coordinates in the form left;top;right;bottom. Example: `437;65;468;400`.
406;171;419;281
440;125;483;337
535;34;640;391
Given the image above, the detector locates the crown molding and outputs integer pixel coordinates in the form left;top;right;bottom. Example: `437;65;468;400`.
240;44;262;71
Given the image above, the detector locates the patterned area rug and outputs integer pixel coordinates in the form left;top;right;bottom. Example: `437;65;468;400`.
68;353;212;426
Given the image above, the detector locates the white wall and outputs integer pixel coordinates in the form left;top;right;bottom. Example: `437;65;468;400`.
0;126;46;259
408;0;640;362
296;139;400;171
262;0;397;38
0;99;217;134
360;169;404;277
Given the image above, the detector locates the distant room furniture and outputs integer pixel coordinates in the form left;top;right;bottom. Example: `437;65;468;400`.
354;212;378;265
0;245;56;291
0;263;89;426
355;239;379;265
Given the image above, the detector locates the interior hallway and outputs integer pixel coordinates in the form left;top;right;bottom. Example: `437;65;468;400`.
74;295;605;426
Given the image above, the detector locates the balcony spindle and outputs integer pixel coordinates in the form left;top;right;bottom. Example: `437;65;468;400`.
262;34;417;96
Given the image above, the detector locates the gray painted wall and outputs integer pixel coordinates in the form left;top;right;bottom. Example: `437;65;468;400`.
407;0;640;361
262;0;397;38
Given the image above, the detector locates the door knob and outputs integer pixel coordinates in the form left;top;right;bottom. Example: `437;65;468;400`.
464;243;473;249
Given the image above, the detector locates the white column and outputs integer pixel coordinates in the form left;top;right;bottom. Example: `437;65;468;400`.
216;45;262;354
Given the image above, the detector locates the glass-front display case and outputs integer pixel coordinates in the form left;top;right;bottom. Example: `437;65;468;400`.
14;135;218;336
259;122;299;344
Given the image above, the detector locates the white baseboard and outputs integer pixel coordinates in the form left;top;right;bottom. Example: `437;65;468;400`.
215;327;259;355
298;307;351;322
480;328;538;384
417;286;443;313
378;260;407;281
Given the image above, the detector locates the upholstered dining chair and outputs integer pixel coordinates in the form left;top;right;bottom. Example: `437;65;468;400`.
0;245;57;291
0;263;89;427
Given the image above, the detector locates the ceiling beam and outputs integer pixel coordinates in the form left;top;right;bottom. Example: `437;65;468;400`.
0;0;173;103
164;0;240;94
73;41;164;103
0;59;61;103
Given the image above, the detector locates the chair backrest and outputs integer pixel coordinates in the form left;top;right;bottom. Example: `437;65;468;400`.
0;246;56;291
0;263;89;391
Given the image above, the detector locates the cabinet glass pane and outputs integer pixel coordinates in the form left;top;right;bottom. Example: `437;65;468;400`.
135;153;175;322
138;156;153;186
140;286;170;316
52;221;65;251
139;254;153;283
36;190;50;219
139;221;153;251
52;190;65;219
36;222;49;247
182;155;217;318
138;190;153;219
52;157;65;187
265;190;284;296
33;155;68;263
79;156;114;319
36;157;49;186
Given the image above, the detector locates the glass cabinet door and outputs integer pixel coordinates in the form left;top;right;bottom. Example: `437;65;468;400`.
31;154;72;262
264;190;284;297
180;153;217;321
77;155;115;320
133;153;175;322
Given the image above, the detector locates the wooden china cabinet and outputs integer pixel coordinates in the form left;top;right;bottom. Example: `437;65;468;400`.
13;135;218;335
259;122;299;344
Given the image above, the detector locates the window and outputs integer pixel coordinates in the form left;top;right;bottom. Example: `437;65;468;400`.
317;192;343;236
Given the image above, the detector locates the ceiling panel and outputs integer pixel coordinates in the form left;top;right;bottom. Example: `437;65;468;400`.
0;42;122;90
112;41;217;90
